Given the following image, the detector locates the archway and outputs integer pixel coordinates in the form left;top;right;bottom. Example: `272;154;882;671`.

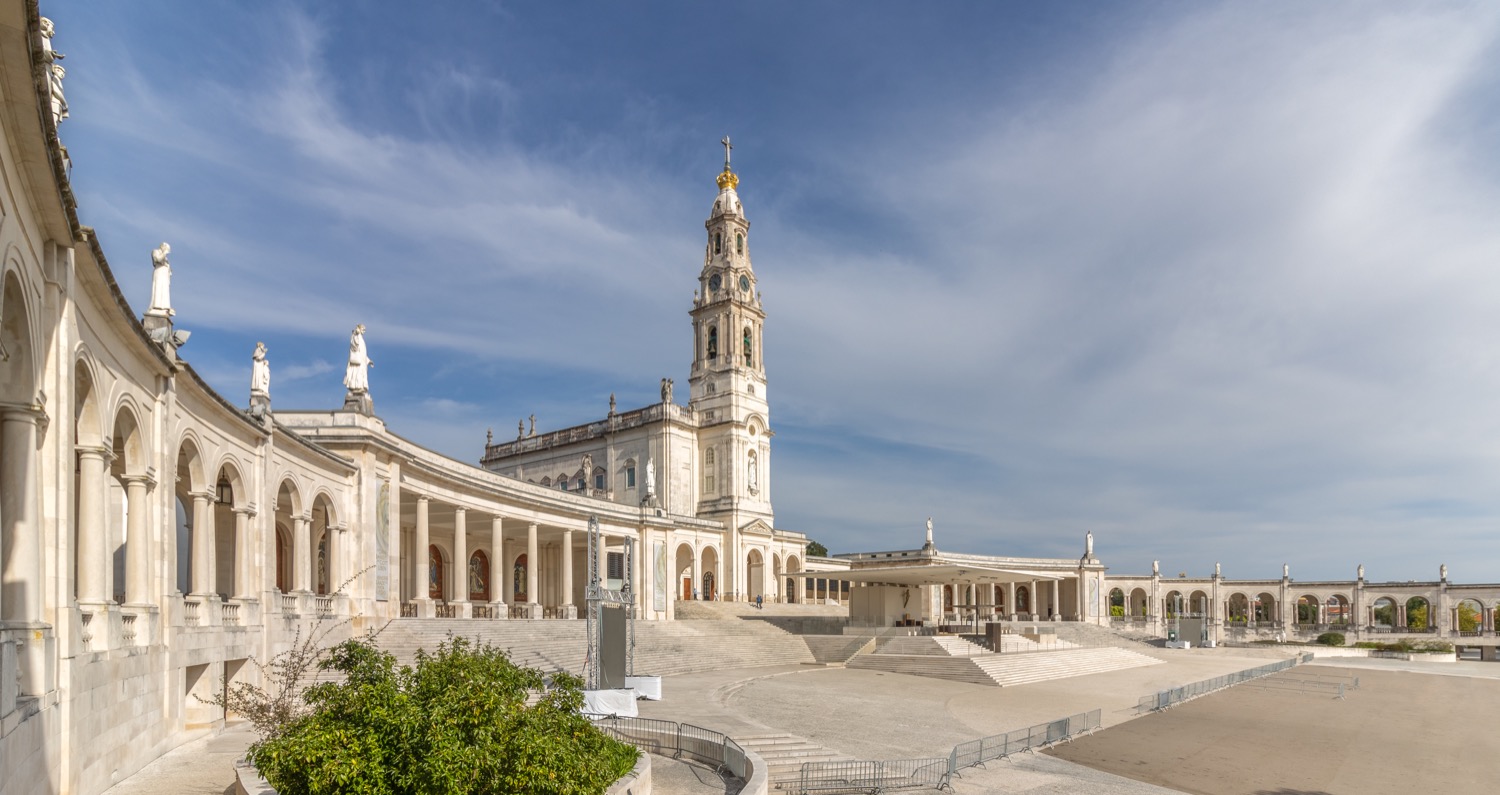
109;408;146;605
674;543;695;600
0;271;39;621
1457;598;1484;634
1227;593;1250;624
1016;585;1030;615
1405;596;1430;630
468;550;489;601
1188;590;1209;617
1130;588;1149;618
1255;593;1276;624
213;463;245;597
274;480;303;591
1109;588;1126;618
700;546;719;600
73;360;104;603
311;495;336;595
274;524;292;593
785;554;802;604
1296;595;1320;626
1164;590;1183;618
1325;594;1350;626
1371;597;1396;628
746;548;765;603
174;439;208;596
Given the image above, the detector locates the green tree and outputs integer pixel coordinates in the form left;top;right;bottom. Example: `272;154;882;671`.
247;635;637;795
806;540;829;557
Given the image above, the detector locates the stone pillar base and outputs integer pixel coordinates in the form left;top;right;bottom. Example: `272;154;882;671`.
455;601;472;619
415;598;435;619
487;600;509;619
522;602;542;619
558;604;578;620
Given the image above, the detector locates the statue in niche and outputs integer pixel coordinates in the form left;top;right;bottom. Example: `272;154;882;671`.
147;242;174;317
250;342;270;396
747;452;758;494
343;324;371;392
582;453;593;484
645;457;657;497
660;378;674;404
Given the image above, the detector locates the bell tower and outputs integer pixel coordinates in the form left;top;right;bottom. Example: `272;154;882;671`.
689;137;773;528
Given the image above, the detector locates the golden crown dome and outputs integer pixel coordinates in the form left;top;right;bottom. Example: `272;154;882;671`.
716;167;739;191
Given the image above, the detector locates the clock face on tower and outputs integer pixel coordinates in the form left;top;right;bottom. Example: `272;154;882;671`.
740;275;750;292
709;274;722;292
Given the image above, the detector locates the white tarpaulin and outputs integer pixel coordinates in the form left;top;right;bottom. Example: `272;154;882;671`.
624;675;662;701
582;688;637;717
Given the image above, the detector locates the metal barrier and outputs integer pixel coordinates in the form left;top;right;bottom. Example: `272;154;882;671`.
796;758;951;794
1136;653;1315;713
593;715;751;780
949;709;1100;771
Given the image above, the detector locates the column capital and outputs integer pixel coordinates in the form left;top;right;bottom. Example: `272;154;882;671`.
74;444;111;460
453;506;466;516
416;494;430;505
120;473;155;489
293;513;312;525
0;401;46;422
233;506;257;518
188;490;216;503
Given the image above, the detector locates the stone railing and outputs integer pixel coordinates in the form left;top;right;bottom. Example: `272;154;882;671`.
400;602;417;618
435;602;457;619
314;596;334;618
472;604;501;619
184;599;202;626
280;594;298;615
120;612;138;646
80;610;95;651
222;602;241;626
482;403;696;462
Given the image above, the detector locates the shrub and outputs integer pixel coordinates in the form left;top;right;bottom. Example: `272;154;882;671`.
247;635;637;795
1315;632;1345;647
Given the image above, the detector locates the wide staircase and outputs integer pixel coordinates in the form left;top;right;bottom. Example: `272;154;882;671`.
732;732;850;788
375;617;816;676
803;635;874;664
846;635;1161;687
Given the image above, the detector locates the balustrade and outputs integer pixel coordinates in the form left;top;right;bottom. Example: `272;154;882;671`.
221;602;240;626
120;613;137;645
80;611;95;650
314;596;333;618
183;599;201;626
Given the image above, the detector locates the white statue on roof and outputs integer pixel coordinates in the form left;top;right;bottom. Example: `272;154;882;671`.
147;243;173;317
344;324;371;392
251;342;270;396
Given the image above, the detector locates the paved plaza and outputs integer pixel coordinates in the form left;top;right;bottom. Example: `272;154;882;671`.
101;649;1500;794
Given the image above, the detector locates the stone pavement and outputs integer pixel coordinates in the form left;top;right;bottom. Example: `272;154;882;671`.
100;722;254;795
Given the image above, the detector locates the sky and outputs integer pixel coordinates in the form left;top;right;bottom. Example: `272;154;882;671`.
46;2;1500;582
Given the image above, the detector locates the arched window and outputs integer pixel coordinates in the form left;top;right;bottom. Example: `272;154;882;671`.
714;233;722;254
625;461;637;488
513;554;528;603
743;326;753;366
707;326;718;360
736;233;744;254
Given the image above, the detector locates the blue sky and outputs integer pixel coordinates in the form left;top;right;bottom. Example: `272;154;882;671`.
49;2;1500;581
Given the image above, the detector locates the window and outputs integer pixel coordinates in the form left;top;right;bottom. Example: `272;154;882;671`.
704;448;716;493
594;472;605;490
743;326;753;366
707;326;718;360
714;233;722;254
736;233;744;254
557;477;567;490
626;464;636;488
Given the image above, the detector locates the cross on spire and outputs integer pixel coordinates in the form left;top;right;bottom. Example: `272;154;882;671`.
721;135;733;169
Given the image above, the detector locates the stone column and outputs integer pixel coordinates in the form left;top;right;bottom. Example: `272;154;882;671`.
0;410;40;622
561;529;574;612
526;522;539;610
123;475;152;606
233;508;253;598
414;497;430;600
75;446;109;604
501;527;515;605
453;508;467;602
191;492;215;595
490;515;505;606
1007;582;1017;621
293;515;311;592
1051;580;1061;620
692;548;702;600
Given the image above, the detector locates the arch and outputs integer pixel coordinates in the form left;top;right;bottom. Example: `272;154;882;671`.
274;476;304;519
700;545;719;601
1129;587;1149;618
1255;593;1277;623
274;523;292;593
675;542;695;600
428;544;446;600
1227;593;1250;624
1187;590;1209;617
707;326;718;360
1108;587;1126;618
1164;590;1183;618
511;552;528;603
1405;596;1431;630
1296;594;1320;625
1456;598;1485;633
72;359;104;602
468;550;490;601
746;547;765;602
0;269;38;406
713;232;722;255
1325;594;1350;626
212;461;243;597
1016;585;1030;614
942;585;955;614
1370;596;1397;628
73;354;103;444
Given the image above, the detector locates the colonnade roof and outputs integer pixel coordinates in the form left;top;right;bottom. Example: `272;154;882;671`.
785;563;1066;586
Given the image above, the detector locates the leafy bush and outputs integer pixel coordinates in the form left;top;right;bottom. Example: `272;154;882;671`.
247;635;637;795
1109;605;1125;617
1314;632;1345;647
1352;639;1455;654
